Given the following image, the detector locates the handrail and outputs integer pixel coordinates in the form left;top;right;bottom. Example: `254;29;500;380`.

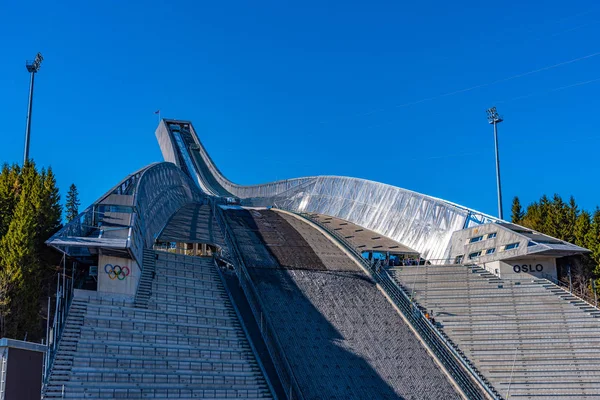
213;201;304;400
293;210;501;400
212;258;279;399
541;273;599;310
42;270;74;393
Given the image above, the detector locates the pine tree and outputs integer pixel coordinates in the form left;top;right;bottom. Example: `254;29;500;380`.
574;211;591;248
41;168;62;237
547;194;568;240
0;164;20;239
0;162;41;338
65;184;80;222
511;196;524;224
586;208;600;268
37;168;63;296
522;201;542;231
565;196;579;244
0;161;63;339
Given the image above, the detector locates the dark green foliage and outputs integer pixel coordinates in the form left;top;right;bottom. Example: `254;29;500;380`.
517;194;600;302
0;161;62;340
574;211;591;248
586;209;600;268
511;196;524;224
65;183;80;222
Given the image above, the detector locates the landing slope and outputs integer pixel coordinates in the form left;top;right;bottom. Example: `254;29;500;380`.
225;208;460;400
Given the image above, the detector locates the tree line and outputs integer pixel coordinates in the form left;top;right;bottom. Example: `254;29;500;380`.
0;162;79;341
511;194;600;298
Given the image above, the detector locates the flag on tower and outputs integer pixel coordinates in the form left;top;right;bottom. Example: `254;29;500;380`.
154;110;160;114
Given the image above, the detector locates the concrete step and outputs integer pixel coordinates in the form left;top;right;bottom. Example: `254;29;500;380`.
150;276;224;291
82;314;242;337
44;391;272;399
156;268;221;282
72;337;248;354
151;273;223;288
52;370;265;385
76;330;249;350
142;283;226;299
82;303;238;327
44;383;272;399
144;301;236;316
57;352;259;367
155;261;219;275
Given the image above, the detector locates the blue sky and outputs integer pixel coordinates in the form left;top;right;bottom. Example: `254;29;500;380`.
1;0;599;218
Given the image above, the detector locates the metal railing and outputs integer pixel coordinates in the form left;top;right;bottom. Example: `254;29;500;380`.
0;347;7;399
542;273;599;310
294;210;501;400
43;270;75;389
213;259;279;400
213;201;304;400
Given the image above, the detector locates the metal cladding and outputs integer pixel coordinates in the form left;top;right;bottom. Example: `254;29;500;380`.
156;119;497;261
47;162;204;264
50;118;587;265
129;162;205;262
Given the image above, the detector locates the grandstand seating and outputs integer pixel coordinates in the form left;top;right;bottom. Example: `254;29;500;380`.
43;250;273;399
391;264;600;399
225;209;461;400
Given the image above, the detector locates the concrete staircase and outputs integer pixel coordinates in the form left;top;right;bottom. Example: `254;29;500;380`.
134;250;157;308
391;264;600;399
43;250;273;399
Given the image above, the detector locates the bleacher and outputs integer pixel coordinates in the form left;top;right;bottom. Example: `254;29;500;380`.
225;208;461;399
391;264;600;399
43;250;273;399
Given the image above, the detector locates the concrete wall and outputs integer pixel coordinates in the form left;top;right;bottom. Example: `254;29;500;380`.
481;258;557;280
448;223;529;264
97;252;140;297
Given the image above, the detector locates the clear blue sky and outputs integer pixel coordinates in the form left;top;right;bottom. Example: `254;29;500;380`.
1;0;599;218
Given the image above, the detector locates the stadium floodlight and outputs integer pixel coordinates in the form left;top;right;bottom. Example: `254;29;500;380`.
23;52;44;164
26;52;44;73
486;106;504;220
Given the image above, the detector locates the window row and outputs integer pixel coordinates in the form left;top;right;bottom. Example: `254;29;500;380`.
455;242;520;263
468;232;497;243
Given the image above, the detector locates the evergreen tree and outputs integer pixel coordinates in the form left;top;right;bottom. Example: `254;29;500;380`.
0;164;20;239
37;168;63;295
547;194;567;240
0;161;63;339
586;208;600;268
0;162;41;338
574;211;591;248
65;184;80;222
565;196;579;244
522;201;541;231
41;168;62;237
511;196;524;224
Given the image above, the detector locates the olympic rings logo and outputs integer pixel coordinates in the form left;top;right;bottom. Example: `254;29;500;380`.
104;264;130;280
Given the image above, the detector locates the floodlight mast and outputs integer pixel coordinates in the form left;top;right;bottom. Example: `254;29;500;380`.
23;52;43;164
487;106;504;220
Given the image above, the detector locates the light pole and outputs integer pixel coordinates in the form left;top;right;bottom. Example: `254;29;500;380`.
487;106;504;220
24;52;44;164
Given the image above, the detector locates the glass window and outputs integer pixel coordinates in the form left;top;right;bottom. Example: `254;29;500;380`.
469;251;481;259
469;236;483;243
455;255;464;264
486;248;496;255
487;232;497;239
505;242;520;250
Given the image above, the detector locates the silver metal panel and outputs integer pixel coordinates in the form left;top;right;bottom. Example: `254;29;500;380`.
155;119;504;261
155;122;179;167
48;162;204;267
